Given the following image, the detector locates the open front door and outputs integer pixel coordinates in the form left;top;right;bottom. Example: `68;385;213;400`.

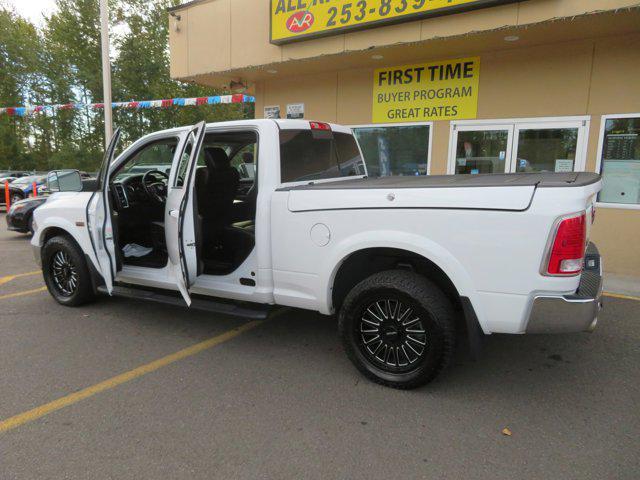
165;121;206;306
87;128;122;294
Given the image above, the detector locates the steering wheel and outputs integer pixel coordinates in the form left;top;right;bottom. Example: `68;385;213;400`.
142;170;169;204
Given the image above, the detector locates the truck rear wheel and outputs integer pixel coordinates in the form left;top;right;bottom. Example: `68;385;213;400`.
42;235;95;307
338;270;455;389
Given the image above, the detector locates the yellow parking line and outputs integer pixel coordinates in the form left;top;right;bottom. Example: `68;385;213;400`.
0;320;264;434
604;292;640;302
0;270;41;286
0;286;47;301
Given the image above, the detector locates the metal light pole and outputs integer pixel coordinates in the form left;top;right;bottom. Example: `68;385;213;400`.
99;0;113;148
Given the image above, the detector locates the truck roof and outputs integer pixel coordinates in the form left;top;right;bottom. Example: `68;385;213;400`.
280;172;601;190
150;119;353;136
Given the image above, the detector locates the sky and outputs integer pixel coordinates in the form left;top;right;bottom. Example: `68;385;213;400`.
5;0;58;26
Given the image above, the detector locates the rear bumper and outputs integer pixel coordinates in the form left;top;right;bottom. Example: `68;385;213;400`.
526;243;603;334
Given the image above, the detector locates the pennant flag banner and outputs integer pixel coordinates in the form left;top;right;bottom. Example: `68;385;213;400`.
0;94;255;117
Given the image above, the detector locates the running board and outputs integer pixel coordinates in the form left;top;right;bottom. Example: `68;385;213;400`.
97;285;272;320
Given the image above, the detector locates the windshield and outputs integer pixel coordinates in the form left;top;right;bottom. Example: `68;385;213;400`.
113;140;177;182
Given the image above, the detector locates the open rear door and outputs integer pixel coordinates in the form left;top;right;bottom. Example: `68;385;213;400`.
87;128;122;294
165;121;206;305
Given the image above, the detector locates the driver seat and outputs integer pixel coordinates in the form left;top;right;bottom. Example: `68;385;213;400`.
201;147;239;229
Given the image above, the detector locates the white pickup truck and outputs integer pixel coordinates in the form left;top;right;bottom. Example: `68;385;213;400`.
32;119;603;389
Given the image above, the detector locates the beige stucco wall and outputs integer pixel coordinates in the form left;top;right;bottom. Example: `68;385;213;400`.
168;1;639;277
253;33;640;276
169;0;640;80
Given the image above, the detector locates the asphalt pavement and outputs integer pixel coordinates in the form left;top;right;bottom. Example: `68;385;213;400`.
0;212;638;479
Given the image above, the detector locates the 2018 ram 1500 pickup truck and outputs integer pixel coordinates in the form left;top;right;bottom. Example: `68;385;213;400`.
31;119;603;389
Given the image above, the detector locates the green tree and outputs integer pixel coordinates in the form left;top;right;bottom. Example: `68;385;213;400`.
0;6;41;170
0;0;254;173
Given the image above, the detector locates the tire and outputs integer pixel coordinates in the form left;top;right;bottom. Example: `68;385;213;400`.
338;270;456;390
27;215;34;236
42;235;95;306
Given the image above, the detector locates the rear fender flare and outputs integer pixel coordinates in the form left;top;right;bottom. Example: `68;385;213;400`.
320;230;489;333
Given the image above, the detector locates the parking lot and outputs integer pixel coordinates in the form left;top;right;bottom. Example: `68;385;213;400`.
0;213;638;480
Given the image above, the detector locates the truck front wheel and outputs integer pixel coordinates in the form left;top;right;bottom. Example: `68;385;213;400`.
42;235;95;307
338;270;456;389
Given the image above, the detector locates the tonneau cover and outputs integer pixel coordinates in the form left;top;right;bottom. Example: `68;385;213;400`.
280;172;601;191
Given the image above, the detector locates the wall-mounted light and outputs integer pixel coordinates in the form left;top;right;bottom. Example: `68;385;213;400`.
169;11;181;32
229;80;247;93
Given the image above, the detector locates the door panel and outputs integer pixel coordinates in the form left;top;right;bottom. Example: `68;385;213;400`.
165;121;206;305
87;128;122;294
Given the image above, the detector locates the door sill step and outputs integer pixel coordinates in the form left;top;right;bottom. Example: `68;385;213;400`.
97;285;272;320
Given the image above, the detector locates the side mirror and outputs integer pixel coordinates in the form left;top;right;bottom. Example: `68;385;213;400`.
47;170;83;193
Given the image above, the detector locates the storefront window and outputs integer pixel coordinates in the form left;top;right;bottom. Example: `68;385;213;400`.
455;130;508;174
450;119;587;175
352;124;430;177
598;116;640;205
515;128;578;173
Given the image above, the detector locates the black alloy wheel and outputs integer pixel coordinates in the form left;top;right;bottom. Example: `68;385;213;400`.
357;298;428;373
339;270;456;389
42;235;95;306
50;250;79;297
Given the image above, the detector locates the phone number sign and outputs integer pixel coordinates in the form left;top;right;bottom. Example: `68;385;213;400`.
271;0;521;44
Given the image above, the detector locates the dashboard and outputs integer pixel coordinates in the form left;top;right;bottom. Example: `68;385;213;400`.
111;174;154;209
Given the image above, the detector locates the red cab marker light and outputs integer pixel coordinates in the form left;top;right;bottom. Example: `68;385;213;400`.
309;121;331;131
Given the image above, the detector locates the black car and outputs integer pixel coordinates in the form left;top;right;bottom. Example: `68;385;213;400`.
0;182;27;206
6;196;48;234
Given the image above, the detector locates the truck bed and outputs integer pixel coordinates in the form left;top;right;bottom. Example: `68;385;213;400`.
280;172;601;191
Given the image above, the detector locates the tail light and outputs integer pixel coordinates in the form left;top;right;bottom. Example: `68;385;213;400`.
309;121;331;131
544;212;587;276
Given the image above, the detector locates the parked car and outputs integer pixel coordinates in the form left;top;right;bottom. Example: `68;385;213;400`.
10;174;46;198
0;181;27;206
0;171;29;181
6;195;48;234
31;120;603;389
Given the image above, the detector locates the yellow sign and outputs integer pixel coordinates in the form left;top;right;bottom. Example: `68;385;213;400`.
372;57;480;123
270;0;520;44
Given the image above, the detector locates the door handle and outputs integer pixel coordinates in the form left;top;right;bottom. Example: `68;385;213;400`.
169;209;179;218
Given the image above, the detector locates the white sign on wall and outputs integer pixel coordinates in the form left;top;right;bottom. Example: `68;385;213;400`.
286;103;305;119
264;105;281;119
555;159;574;172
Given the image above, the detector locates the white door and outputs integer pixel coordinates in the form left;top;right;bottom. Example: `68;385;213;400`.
87;128;122;294
449;124;514;174
450;119;589;175
165;121;206;305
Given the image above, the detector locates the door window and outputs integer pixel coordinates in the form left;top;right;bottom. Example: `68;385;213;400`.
514;128;578;173
454;129;509;174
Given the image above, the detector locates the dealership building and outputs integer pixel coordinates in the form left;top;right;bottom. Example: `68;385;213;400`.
168;0;640;278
